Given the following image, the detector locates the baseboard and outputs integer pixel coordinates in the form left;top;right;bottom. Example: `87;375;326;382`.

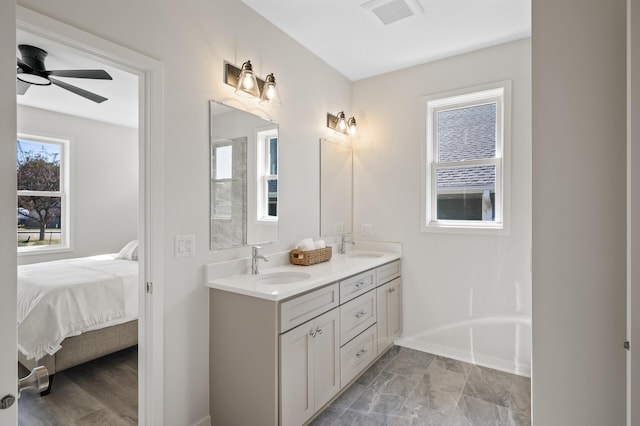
396;336;531;377
193;415;211;426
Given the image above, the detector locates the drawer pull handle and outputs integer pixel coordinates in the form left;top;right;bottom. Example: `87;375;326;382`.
355;348;368;358
355;311;367;319
388;288;395;293
354;281;367;289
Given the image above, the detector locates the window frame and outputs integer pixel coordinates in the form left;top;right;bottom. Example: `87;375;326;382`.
17;133;72;255
421;80;511;234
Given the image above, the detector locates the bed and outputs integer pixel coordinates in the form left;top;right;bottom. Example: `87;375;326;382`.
17;243;139;394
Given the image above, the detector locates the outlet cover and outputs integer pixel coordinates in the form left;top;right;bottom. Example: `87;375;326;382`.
175;234;195;257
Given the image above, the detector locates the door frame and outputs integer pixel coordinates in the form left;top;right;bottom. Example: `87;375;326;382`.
15;6;165;424
628;0;640;424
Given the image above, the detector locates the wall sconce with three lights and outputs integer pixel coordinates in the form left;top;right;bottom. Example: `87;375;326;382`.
327;111;357;136
224;60;281;106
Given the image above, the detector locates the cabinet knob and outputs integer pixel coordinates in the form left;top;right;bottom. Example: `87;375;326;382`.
309;328;317;337
316;327;323;335
388;288;395;293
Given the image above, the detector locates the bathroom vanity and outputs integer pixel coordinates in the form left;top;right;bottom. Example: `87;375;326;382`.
207;251;402;426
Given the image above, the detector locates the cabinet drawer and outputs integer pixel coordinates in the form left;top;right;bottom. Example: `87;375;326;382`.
341;324;377;386
280;283;339;333
340;289;376;345
340;270;376;303
377;260;400;286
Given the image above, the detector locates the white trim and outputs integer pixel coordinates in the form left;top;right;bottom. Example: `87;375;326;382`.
16;6;165;425
420;80;512;235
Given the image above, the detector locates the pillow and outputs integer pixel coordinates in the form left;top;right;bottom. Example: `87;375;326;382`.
116;240;138;261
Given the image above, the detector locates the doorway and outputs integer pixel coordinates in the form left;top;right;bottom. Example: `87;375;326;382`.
5;6;166;425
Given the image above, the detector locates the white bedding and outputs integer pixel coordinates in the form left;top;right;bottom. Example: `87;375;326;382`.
17;254;138;360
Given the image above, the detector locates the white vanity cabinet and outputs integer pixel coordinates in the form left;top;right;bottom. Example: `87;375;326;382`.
280;308;340;426
208;254;402;426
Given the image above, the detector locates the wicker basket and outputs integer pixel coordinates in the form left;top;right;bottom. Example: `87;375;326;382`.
289;246;332;266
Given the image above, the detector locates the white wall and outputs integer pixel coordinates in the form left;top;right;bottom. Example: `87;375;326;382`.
532;0;627;424
17;105;138;265
14;1;352;424
352;39;532;375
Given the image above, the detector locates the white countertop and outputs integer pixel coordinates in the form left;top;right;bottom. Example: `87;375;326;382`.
206;251;401;301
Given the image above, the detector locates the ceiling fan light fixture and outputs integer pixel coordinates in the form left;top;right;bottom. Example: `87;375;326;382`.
16;73;50;86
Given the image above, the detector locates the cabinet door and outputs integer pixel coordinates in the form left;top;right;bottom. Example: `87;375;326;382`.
280;321;315;426
388;278;402;341
313;308;341;409
377;277;402;354
376;283;390;354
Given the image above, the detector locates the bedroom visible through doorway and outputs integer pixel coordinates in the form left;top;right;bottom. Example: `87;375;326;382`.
15;29;141;425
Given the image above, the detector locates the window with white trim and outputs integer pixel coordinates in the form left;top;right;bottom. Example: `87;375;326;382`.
422;81;510;231
256;129;278;222
17;135;70;252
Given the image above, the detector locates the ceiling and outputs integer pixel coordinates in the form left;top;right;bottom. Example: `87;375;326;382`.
15;1;529;126
16;30;139;129
242;0;531;81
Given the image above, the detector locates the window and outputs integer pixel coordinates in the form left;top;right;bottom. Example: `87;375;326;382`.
256;129;278;222
422;81;511;232
17;135;70;252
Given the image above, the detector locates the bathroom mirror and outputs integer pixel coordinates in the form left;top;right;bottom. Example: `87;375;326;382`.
210;101;278;250
320;138;352;237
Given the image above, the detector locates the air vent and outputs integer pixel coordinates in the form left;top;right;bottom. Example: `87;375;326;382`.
361;0;424;25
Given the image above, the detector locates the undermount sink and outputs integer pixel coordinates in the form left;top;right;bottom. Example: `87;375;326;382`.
346;252;383;258
252;271;311;285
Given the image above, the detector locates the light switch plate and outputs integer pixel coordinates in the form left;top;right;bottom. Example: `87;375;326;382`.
362;224;374;236
175;234;195;257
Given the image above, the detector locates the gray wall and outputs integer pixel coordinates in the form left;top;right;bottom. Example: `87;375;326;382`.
532;0;627;424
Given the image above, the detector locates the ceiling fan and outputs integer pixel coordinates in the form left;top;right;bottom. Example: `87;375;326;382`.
16;44;113;103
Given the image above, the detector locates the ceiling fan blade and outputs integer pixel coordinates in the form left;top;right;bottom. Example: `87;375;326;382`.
48;69;113;80
49;76;108;103
17;79;30;95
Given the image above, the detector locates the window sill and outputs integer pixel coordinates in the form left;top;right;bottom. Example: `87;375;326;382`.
18;246;72;257
422;221;509;236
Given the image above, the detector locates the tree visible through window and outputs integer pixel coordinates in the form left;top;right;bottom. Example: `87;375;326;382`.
422;82;510;231
17;137;68;251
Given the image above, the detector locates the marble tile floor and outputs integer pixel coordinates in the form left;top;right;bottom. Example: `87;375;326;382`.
311;346;531;426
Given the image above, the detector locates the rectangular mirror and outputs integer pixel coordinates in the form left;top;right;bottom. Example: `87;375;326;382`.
320;138;352;237
210;101;278;250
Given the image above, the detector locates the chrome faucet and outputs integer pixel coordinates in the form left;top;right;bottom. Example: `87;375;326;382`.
251;246;270;274
338;234;354;254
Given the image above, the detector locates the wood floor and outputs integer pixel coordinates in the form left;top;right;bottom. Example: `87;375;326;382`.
18;346;138;426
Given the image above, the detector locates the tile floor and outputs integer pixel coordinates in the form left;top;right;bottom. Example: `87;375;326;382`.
311;346;531;426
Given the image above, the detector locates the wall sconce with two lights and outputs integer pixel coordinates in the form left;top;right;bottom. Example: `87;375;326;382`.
327;111;357;137
224;60;281;105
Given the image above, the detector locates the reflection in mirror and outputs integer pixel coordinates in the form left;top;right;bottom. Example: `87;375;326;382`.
210;101;278;250
320;138;352;237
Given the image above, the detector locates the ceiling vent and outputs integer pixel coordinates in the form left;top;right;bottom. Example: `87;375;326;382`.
361;0;424;25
